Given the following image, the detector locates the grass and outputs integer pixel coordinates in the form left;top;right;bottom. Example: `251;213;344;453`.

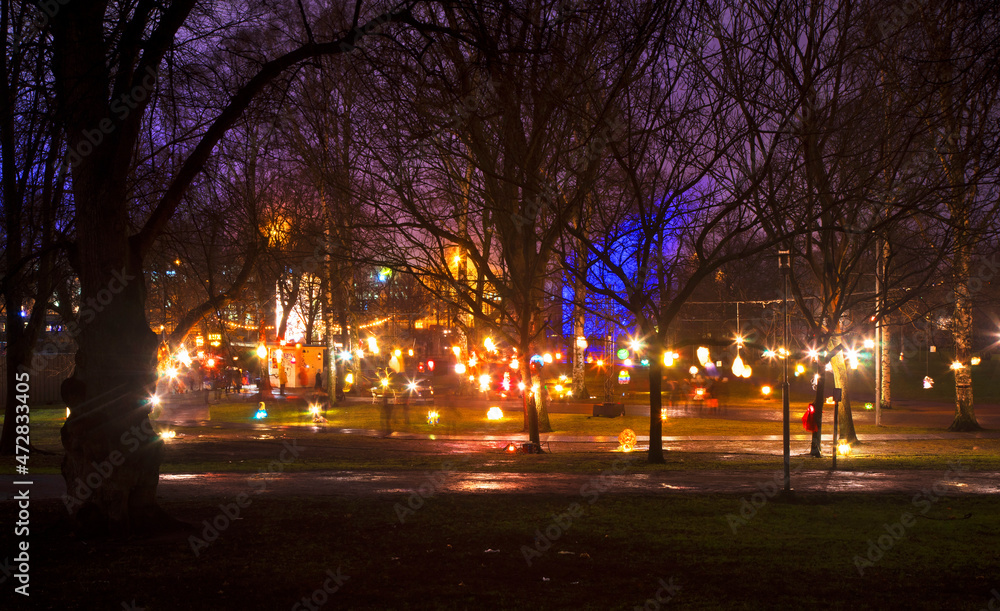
5;493;998;610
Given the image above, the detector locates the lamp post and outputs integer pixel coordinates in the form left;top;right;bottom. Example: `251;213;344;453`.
778;250;792;494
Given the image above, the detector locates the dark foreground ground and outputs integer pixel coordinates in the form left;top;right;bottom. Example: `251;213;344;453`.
2;399;999;610
2;492;999;610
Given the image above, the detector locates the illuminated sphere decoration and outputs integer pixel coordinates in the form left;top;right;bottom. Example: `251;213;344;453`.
427;410;440;425
487;407;504;420
618;429;637;452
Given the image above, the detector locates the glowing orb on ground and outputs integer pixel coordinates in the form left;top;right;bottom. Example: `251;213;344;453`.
160;430;176;439
309;404;321;415
761;385;772;396
427;410;440;425
618;429;637;452
487;407;504;420
838;442;851;456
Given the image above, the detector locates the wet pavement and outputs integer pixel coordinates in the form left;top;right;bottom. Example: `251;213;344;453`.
5;466;998;502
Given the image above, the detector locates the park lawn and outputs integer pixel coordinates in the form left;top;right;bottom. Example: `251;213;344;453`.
5;493;998;610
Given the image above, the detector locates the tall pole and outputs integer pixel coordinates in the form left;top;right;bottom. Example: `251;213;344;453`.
779;250;791;494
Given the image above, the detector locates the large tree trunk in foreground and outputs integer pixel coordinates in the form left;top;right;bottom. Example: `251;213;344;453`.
60;229;166;534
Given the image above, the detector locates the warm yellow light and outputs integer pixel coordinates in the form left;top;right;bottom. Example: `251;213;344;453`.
345;373;354;384
206;358;216;368
660;408;668;421
355;349;364;360
846;348;858;370
381;378;389;387
160;430;176;439
807;348;819;360
863;339;875;349
518;382;527;391
166;366;178;379
367;337;379;355
795;364;805;375
761;385;772;396
596;359;604;367
510;358;519;370
623;358;633;367
950;361;964;370
274;348;283;363
408;349;414;356
555;352;561;360
664;352;674;367
735;335;744;346
576;336;588;349
554;384;563;392
543;353;553;364
741;365;752;378
688;366;698;375
176;349;192;367
151;395;161;406
394;349;402;357
478;374;491;391
838;442;851;456
452;346;461;357
427;410;440;425
971;356;981;366
484;337;495;352
630;339;642;351
308;404;321;415
487;406;504;420
618;429;637;452
455;363;467;374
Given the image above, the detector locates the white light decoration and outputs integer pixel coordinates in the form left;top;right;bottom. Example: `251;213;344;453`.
664;352;674;367
696;346;710;366
487;407;504;420
543;353;553;364
863;339;875;349
741;365;752;378
478;374;491;392
732;354;746;377
484;337;496;352
688;365;698;375
576;337;588;349
455;363;467;374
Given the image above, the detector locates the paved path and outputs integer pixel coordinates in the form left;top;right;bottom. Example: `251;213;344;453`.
4;465;996;502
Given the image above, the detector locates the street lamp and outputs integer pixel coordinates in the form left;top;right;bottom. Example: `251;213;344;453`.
778;249;792;495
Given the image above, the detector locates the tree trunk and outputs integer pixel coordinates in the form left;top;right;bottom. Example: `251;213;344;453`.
949;233;982;431
571;249;588;399
60;239;168;535
647;347;665;464
880;324;892;410
810;358;825;457
831;352;858;444
519;350;542;446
